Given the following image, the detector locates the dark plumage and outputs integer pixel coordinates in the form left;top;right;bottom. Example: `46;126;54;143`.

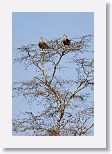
63;34;71;46
38;37;50;50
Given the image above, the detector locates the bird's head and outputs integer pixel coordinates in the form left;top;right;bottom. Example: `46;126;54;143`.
39;37;43;43
63;34;67;40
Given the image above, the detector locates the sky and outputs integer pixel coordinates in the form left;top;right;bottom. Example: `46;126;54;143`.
12;12;94;81
12;12;94;47
12;12;94;135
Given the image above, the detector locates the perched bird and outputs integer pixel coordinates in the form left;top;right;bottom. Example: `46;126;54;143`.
63;34;71;46
38;37;50;50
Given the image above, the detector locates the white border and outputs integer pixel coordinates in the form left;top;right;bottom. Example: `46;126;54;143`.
0;0;106;148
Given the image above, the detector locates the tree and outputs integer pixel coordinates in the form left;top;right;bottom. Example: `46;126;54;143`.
12;35;94;136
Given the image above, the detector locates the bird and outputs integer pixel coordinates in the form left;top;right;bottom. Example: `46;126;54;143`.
63;34;71;46
38;37;50;50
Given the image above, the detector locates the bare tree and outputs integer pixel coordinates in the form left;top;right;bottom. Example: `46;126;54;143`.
12;35;94;136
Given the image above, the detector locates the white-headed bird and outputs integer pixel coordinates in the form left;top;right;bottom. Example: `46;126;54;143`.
63;34;71;46
38;37;50;50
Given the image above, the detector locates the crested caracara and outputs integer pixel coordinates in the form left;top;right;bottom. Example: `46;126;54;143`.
63;34;71;46
38;37;50;50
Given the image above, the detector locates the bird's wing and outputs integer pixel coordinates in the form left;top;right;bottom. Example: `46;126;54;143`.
43;42;50;48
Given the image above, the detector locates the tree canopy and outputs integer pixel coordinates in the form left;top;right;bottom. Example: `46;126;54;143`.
12;34;94;136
